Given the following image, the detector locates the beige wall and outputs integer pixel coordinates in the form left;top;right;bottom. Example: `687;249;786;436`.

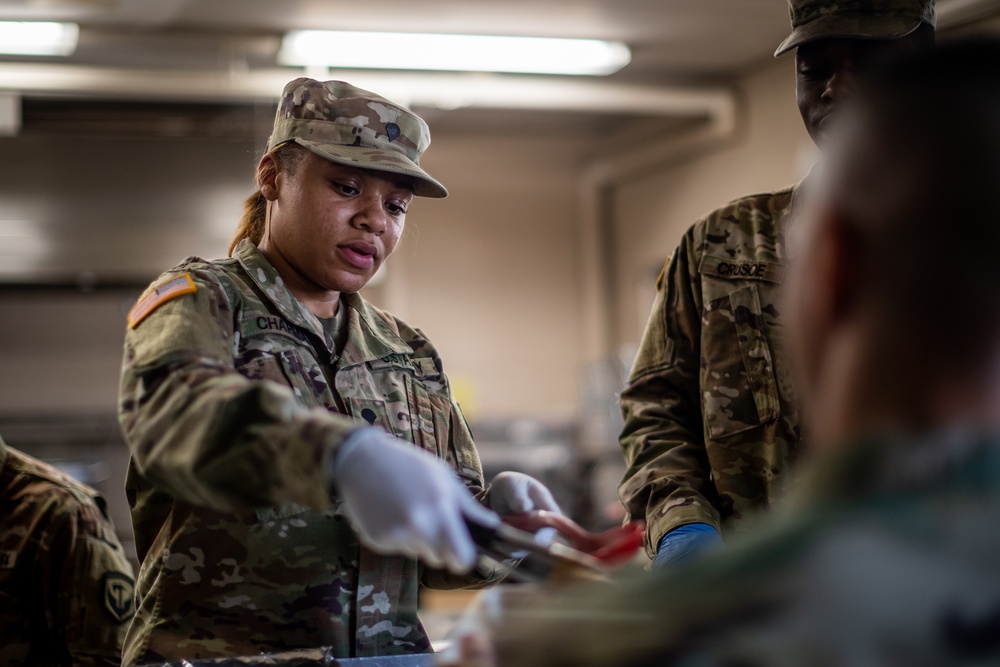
610;56;814;350
0;291;134;413
0;133;587;421
0;55;922;422
375;135;587;420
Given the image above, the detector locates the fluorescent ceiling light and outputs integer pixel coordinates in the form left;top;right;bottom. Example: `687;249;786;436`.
0;22;78;56
279;30;631;76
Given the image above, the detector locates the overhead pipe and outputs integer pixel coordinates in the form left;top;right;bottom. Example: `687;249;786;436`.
0;62;734;116
937;0;1000;29
575;87;738;363
0;60;739;363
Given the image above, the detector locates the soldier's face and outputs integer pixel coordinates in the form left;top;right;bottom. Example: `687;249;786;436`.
264;153;413;296
796;36;922;147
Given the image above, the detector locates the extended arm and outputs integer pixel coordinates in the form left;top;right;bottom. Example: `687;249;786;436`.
618;227;722;559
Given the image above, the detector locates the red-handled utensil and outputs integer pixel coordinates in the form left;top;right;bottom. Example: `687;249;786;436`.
501;510;645;568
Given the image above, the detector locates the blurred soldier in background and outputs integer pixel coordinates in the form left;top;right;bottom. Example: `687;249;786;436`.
619;0;936;568
489;38;1000;666
0;434;134;665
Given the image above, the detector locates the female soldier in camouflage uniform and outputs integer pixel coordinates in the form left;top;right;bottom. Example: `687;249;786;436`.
118;78;556;665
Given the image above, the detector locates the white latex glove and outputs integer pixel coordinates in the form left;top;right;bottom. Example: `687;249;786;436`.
331;428;500;574
487;471;561;517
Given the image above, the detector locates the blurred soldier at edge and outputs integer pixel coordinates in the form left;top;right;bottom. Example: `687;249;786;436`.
491;39;1000;666
0;435;134;665
619;0;936;567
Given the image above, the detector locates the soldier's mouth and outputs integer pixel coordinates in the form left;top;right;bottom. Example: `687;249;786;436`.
338;242;377;270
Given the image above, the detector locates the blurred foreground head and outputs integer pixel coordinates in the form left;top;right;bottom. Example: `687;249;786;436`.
787;39;1000;448
486;45;1000;667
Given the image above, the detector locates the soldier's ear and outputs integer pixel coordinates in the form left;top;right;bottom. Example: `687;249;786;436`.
258;154;279;201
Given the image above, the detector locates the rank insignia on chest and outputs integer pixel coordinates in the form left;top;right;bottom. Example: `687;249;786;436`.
102;572;135;624
0;550;15;569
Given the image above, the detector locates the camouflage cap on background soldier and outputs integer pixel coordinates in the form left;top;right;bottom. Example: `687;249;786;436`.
775;0;937;56
267;77;448;198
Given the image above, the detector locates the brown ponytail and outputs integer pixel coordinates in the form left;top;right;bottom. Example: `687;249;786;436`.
228;142;308;256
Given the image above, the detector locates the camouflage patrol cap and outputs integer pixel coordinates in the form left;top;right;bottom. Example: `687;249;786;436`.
267;77;447;198
775;0;936;57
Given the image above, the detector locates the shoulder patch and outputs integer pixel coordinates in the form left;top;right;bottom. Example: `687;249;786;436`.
128;273;197;329
102;572;135;624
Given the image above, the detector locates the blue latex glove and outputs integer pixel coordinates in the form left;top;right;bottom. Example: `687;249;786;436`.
653;523;724;570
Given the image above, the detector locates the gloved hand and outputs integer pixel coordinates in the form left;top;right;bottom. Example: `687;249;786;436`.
487;471;562;550
652;522;724;570
487;471;562;517
330;428;500;574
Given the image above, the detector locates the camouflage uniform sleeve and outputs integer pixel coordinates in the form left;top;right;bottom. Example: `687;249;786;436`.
119;267;360;511
51;494;135;666
422;396;507;589
410;329;501;589
492;519;803;667
618;223;719;558
447;397;486;496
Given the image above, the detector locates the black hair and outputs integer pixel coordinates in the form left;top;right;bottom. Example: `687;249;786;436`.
228;142;308;256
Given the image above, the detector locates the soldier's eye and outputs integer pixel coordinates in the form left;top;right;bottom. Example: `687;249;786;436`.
798;60;833;81
385;200;408;216
333;182;359;196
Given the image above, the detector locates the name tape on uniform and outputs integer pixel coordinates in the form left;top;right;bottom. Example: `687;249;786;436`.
700;256;785;283
128;273;197;329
